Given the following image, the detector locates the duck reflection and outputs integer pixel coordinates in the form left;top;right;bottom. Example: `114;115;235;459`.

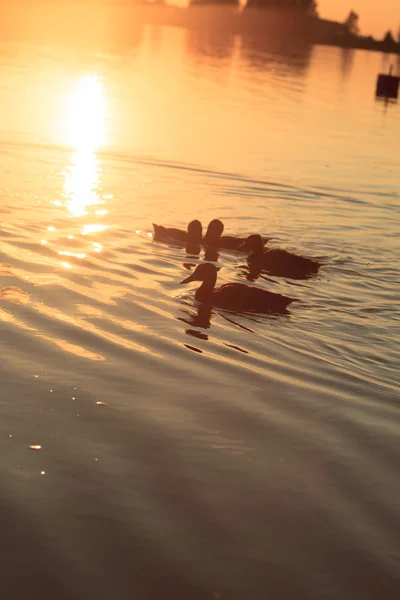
237;262;264;282
204;246;219;262
238;260;318;283
178;303;213;342
182;242;219;274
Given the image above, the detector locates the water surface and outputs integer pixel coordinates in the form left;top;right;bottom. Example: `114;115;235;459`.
1;12;399;600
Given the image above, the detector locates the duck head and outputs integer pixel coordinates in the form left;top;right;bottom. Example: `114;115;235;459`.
203;219;224;247
187;219;203;244
237;234;265;255
180;262;218;289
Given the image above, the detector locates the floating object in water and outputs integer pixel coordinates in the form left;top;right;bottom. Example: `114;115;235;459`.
238;234;321;279
376;66;400;99
203;219;271;250
180;262;294;313
153;220;202;245
153;218;270;251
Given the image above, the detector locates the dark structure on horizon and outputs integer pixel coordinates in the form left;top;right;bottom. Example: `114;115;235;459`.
245;0;317;13
185;0;400;56
190;0;239;5
189;0;317;10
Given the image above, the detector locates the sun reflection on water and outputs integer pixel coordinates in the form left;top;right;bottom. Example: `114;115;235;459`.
64;150;102;218
60;74;109;252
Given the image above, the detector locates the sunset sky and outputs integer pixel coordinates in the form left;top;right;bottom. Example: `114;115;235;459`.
319;0;398;37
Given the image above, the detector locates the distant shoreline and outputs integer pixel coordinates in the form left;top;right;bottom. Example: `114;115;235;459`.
1;4;399;57
314;38;400;56
132;5;400;57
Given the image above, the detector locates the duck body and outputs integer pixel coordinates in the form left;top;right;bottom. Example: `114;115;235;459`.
153;220;202;245
218;234;258;251
202;282;293;313
203;219;270;251
239;235;321;279
153;224;187;243
181;263;294;314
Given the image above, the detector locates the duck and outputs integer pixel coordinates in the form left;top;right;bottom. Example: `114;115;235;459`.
238;234;321;279
153;219;203;245
153;219;270;252
202;219;270;251
180;263;295;314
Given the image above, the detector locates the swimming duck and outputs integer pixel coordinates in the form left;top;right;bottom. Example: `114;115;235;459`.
180;263;295;313
153;220;203;245
153;219;269;251
238;234;321;279
203;219;270;251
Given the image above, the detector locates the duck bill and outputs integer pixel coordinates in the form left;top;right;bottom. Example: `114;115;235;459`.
180;273;197;285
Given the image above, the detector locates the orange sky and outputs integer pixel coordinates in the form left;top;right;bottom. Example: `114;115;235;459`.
319;0;399;38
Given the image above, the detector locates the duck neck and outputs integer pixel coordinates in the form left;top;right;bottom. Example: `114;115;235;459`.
249;247;263;261
195;276;216;303
189;233;202;245
203;232;219;248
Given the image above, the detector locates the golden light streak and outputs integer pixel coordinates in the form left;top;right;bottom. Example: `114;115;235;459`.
63;74;105;221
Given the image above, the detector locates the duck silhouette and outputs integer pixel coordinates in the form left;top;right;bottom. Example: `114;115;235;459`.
153;219;202;245
180;263;295;314
203;219;270;250
153;219;269;251
238;234;321;279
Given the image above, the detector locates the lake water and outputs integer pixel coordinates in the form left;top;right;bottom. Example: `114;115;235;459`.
1;8;399;599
